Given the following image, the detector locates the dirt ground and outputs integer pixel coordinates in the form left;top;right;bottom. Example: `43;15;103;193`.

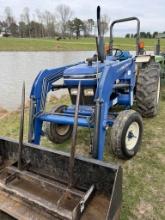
0;107;8;118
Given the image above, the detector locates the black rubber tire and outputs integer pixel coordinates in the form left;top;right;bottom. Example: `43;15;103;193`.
136;62;160;117
45;105;73;144
110;110;143;159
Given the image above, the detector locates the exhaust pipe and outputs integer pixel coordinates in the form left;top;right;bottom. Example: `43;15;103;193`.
96;6;105;63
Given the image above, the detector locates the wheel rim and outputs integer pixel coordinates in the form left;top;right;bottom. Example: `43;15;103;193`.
156;77;160;104
55;124;70;136
125;122;140;150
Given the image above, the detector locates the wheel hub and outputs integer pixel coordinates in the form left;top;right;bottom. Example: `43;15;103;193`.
128;131;136;139
125;122;140;150
56;124;70;136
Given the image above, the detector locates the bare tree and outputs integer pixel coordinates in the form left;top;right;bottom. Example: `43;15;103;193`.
36;9;45;37
43;10;56;37
83;19;95;36
21;7;31;37
56;4;73;37
4;7;14;27
4;7;18;36
101;14;110;35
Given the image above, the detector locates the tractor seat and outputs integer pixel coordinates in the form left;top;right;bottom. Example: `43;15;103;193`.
118;51;132;61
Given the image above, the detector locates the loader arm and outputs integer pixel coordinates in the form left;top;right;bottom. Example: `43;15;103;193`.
93;58;135;160
28;62;82;143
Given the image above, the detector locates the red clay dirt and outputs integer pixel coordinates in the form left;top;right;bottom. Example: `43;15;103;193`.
0;107;8;118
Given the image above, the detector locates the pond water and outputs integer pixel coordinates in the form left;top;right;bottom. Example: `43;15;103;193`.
0;51;94;110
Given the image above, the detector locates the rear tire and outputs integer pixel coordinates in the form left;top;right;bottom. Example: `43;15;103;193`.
110;110;143;159
136;62;160;117
45;105;73;144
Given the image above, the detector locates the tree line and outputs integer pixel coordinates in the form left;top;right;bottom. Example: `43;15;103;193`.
125;31;165;39
1;5;162;40
0;5;109;39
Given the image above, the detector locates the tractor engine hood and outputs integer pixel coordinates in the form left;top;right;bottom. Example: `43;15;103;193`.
63;62;105;86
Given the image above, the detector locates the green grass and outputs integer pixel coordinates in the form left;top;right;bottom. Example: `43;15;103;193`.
0;90;165;219
0;37;165;51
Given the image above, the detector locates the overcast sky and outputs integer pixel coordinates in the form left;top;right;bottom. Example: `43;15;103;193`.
0;0;164;36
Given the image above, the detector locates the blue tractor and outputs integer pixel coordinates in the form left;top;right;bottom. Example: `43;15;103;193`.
28;6;160;160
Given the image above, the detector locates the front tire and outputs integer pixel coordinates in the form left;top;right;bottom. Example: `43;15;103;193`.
45;105;73;144
110;110;143;159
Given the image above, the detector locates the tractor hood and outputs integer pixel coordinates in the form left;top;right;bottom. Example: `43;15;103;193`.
63;60;116;86
63;62;105;86
64;62;105;77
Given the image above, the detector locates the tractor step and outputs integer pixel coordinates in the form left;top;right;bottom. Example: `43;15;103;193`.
113;83;130;89
38;113;93;127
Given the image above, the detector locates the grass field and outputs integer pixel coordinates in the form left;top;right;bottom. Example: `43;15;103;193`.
0;88;164;220
0;37;165;51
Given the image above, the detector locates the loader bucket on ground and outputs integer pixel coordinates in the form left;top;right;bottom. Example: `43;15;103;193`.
0;136;122;220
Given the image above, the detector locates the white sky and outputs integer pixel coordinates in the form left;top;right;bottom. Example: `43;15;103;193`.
0;0;164;36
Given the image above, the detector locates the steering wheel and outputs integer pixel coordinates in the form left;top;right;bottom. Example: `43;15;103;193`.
112;48;124;58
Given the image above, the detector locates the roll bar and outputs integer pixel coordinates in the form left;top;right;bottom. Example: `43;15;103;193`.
109;17;140;55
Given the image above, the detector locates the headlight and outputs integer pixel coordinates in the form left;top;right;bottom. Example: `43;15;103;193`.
70;89;78;95
84;89;94;96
